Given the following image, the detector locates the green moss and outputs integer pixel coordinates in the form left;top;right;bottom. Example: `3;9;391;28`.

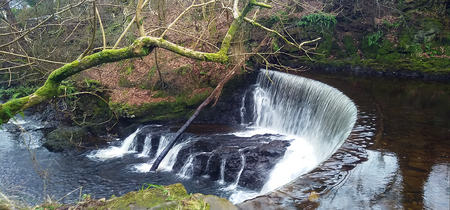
118;76;134;87
152;91;168;98
376;52;401;62
98;183;189;210
111;99;187;123
0;96;30;124
398;33;413;51
378;38;393;55
343;35;357;57
187;89;211;107
124;63;134;75
361;38;380;59
82;78;103;92
110;88;213;123
48;183;235;210
316;33;333;57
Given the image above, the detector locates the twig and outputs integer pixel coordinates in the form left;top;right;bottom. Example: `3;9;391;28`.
78;0;97;60
96;7;106;50
160;0;216;38
0;0;88;49
0;50;66;65
113;0;151;48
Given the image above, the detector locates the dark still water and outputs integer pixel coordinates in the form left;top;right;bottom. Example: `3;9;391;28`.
1;71;449;210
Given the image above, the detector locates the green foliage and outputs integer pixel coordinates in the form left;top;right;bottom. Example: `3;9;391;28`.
0;86;38;100
152;91;167;98
142;184;168;194
297;12;337;32
118;76;134;87
186;89;210;107
343;35;357;57
424;39;438;57
82;194;91;200
383;20;405;30
315;34;333;58
272;39;280;51
367;31;384;47
83;79;103;92
125;63;134;75
176;65;193;76
59;80;78;107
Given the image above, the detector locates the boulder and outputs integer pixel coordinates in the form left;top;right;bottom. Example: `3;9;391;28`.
43;126;88;152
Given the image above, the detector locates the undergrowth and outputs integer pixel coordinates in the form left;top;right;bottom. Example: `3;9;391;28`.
0;86;38;101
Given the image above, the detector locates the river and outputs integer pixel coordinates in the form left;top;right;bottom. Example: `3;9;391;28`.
1;70;449;209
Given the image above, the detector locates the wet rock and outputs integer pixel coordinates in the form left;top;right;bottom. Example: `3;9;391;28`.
172;136;290;191
43;126;88;152
194;72;258;125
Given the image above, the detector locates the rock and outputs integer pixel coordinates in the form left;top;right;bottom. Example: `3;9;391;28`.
195;194;238;210
51;183;238;210
43;126;89;152
172;135;290;191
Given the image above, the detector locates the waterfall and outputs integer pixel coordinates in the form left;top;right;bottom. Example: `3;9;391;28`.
156;135;170;157
217;158;227;185
86;69;357;203
138;134;152;157
226;149;246;190
157;141;188;171
178;155;195;179
246;70;357;194
87;128;140;160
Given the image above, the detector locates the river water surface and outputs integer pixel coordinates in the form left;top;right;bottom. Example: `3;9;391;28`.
1;71;449;209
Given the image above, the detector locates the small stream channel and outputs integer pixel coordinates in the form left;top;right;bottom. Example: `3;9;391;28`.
1;70;449;209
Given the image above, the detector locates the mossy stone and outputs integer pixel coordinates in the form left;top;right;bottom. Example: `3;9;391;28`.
43;126;88;152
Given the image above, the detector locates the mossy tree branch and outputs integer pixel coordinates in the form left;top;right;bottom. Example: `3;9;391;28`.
0;1;271;124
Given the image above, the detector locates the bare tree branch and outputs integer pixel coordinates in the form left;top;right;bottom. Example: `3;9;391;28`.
0;0;88;49
0;50;67;65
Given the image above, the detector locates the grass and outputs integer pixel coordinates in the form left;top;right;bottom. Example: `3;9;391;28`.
0;190;30;210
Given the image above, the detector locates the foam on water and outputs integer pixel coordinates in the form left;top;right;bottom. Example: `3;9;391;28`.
87;128;140;160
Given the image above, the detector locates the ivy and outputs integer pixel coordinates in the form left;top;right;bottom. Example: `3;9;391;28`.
367;31;384;47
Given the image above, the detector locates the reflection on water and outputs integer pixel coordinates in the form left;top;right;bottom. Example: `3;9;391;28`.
424;163;450;210
1;72;449;209
319;150;403;209
305;74;450;210
239;72;450;210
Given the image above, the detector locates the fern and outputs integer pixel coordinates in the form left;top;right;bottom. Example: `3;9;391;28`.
297;12;337;32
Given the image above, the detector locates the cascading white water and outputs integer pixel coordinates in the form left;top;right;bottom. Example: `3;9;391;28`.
226;149;246;190
155;135;170;157
217;158;227;185
178;154;195;178
157;141;189;171
86;70;357;204
247;70;357;194
138;134;152;157
87;128;141;160
132;135;186;173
